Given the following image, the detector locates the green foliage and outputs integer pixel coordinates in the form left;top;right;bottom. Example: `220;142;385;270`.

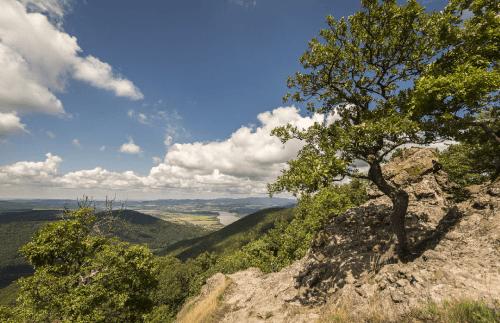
149;253;218;322
414;0;499;122
163;207;294;260
0;283;18;307
270;0;441;199
0;209;210;292
413;0;499;175
6;208;158;323
440;143;496;187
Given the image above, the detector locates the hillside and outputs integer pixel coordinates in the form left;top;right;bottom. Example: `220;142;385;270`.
162;207;294;260
0;209;211;291
0;210;62;289
95;209;211;253
179;149;500;322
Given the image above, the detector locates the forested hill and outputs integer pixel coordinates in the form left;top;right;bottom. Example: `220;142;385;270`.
161;207;294;260
94;209;211;252
0;209;211;290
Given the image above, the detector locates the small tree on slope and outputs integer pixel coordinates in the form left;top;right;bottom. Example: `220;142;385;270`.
268;0;441;256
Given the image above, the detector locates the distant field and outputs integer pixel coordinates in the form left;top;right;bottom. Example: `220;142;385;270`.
137;209;224;230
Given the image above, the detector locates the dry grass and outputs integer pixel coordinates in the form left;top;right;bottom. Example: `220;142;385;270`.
406;299;499;323
176;276;232;323
317;294;396;323
318;297;499;323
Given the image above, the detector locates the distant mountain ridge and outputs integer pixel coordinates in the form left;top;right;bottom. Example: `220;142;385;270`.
0;197;294;210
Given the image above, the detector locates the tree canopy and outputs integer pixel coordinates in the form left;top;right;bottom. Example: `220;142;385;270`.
2;208;157;323
413;0;499;177
269;0;498;255
270;0;444;255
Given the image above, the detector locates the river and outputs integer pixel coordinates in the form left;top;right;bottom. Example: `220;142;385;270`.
217;211;240;226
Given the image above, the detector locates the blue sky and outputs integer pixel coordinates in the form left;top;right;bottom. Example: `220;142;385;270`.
0;0;448;199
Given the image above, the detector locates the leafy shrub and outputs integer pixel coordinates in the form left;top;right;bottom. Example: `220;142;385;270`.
215;180;367;273
440;143;497;187
150;252;218;321
5;208;158;323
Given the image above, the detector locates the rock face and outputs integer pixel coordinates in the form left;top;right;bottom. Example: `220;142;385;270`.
296;148;458;304
187;148;500;322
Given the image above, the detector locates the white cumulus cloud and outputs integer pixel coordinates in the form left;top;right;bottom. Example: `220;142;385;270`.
0;0;142;137
0;107;321;196
0;112;27;138
73;56;143;100
0;153;61;185
119;137;142;154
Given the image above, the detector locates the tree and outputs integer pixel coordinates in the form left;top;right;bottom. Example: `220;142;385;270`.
269;0;441;255
9;208;157;323
439;142;497;187
413;0;499;177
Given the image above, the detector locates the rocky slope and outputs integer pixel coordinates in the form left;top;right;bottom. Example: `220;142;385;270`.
179;148;499;322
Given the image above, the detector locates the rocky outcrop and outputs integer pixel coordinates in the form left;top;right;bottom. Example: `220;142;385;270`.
296;148;459;304
185;148;500;322
316;179;500;321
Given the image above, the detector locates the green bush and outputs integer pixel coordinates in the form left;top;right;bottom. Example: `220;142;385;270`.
215;180;367;273
5;208;158;323
440;143;497;187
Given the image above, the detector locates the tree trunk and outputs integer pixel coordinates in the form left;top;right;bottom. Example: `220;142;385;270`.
390;189;409;255
368;161;410;256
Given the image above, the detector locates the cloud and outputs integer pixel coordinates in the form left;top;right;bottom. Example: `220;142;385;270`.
0;43;63;115
0;107;322;196
55;168;145;190
229;0;257;8
19;0;72;19
0;112;27;137
99;145;106;152
164;135;173;147
119;137;142;154
0;0;142;136
46;130;56;139
152;156;162;165
160;107;322;182
72;138;81;148
0;106;462;198
0;153;61;185
73;56;143;100
128;107;189;146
